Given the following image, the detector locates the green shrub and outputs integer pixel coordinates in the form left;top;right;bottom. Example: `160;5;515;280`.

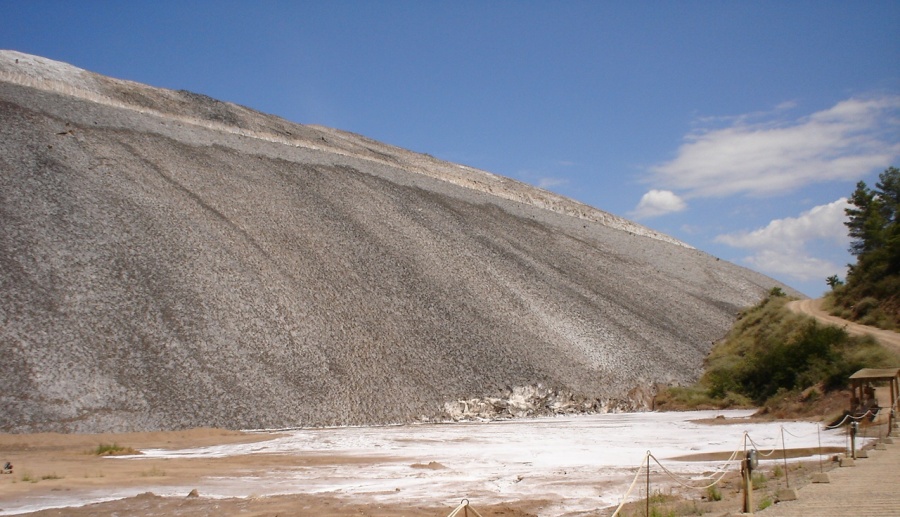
853;297;880;319
657;290;900;411
697;296;900;406
752;472;767;490
93;443;138;456
649;507;676;517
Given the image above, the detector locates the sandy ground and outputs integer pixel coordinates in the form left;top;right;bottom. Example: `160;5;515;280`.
0;411;868;517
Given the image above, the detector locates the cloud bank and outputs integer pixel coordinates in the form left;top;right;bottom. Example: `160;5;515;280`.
632;95;898;293
650;96;900;199
715;199;850;281
633;95;900;220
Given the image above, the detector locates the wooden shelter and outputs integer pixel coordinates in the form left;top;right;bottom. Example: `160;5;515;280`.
848;368;900;429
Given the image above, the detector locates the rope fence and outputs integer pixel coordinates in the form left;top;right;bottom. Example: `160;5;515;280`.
442;419;871;517
601;419;882;517
824;409;876;430
446;499;486;517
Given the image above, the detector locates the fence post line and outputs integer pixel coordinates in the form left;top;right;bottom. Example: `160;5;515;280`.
741;454;753;514
645;452;650;517
781;427;790;488
817;425;824;473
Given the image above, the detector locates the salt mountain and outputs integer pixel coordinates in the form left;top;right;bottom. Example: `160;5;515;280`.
0;51;793;433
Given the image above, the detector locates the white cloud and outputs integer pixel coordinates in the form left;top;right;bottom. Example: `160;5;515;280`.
649;96;900;198
631;189;686;219
741;250;842;282
715;199;850;282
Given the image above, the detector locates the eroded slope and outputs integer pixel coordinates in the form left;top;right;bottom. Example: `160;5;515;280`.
0;51;793;432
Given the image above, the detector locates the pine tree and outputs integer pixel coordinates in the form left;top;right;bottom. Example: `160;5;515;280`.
835;166;900;328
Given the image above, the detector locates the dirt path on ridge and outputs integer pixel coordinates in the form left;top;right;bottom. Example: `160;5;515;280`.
786;298;900;354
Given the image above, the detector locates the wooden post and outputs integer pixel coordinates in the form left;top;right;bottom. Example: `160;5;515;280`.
741;456;753;515
781;427;790;488
891;374;898;433
646;453;650;517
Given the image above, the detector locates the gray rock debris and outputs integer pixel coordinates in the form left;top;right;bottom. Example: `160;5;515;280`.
0;51;799;433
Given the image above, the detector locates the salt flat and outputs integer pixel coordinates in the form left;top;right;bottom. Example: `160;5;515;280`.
1;411;860;516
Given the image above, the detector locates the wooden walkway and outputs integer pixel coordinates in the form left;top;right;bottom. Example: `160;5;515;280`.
758;438;899;516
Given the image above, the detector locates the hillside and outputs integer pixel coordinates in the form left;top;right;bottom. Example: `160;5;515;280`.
0;51;795;433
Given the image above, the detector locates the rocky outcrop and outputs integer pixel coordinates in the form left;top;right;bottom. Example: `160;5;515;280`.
0;51;798;433
441;385;643;421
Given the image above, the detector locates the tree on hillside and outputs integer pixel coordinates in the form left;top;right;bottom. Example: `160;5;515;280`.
831;166;900;328
876;167;900;275
845;166;900;277
845;180;881;256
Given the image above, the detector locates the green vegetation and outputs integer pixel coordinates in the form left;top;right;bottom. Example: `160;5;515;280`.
751;472;767;490
16;470;60;483
646;492;678;517
649;507;676;517
657;293;899;410
93;443;138;456
658;167;900;413
826;166;900;330
706;484;722;502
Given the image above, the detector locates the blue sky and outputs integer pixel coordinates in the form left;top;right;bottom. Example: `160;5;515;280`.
2;1;899;297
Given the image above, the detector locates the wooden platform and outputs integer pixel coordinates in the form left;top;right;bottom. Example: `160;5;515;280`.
758;440;899;516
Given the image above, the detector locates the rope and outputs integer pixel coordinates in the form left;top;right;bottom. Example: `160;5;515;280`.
649;452;739;490
824;410;877;430
781;424;818;439
853;409;877;421
609;436;748;515
446;500;486;517
824;414;851;429
609;451;651;517
652;434;746;486
745;434;778;457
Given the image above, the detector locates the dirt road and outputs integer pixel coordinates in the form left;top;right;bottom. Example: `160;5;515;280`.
786;298;900;353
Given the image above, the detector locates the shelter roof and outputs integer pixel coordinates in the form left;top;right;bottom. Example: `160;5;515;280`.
848;368;900;382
